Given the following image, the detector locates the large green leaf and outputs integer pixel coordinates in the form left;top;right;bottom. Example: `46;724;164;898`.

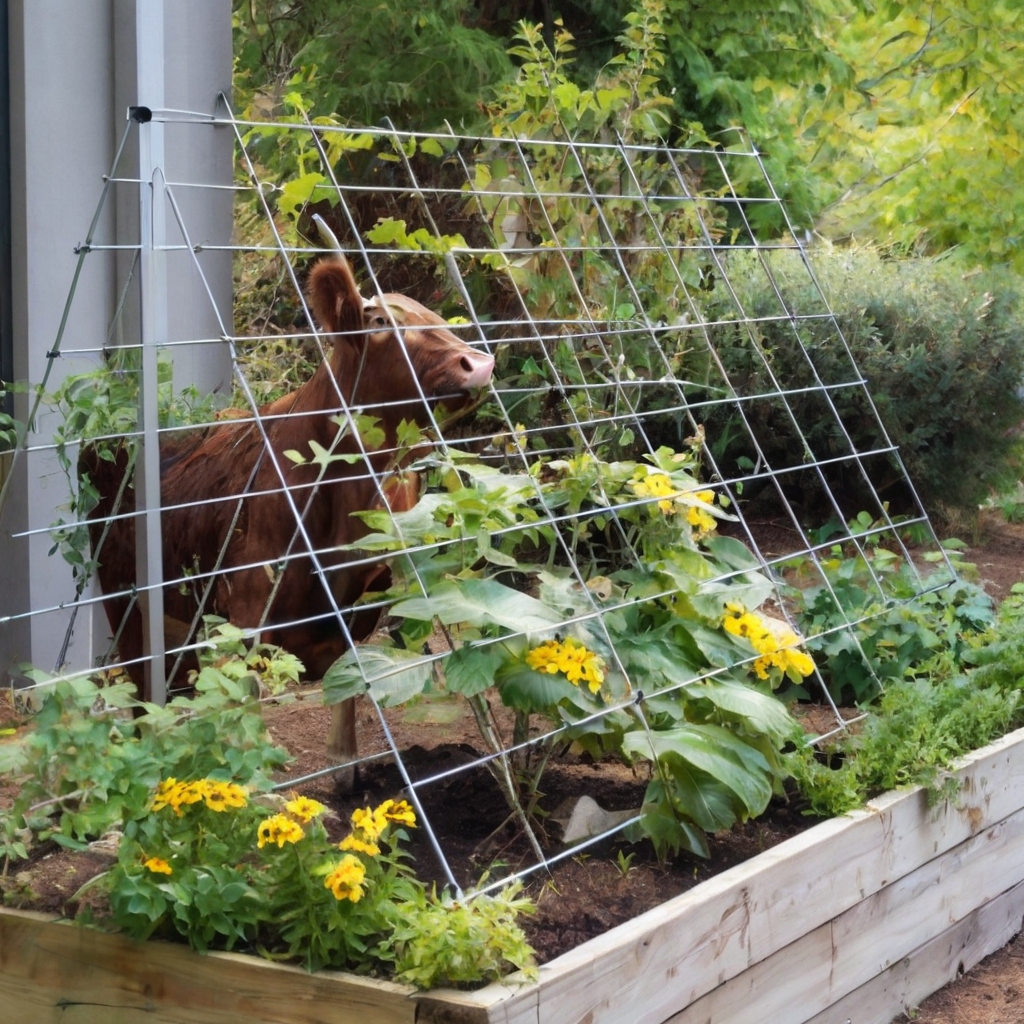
443;644;507;698
494;662;582;714
688;623;751;670
622;722;772;815
616;633;701;692
657;758;740;833
703;534;765;572
628;782;711;859
322;646;432;707
695;679;799;744
392;578;563;634
691;535;775;617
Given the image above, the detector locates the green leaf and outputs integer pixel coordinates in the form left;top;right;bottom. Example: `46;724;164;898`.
631;800;710;859
368;218;418;248
494;662;580;713
396;419;424;449
322;646;432;707
695;679;798;744
657;761;741;833
688;623;750;670
477;530;518;567
391;579;563;634
353;413;386;451
443;644;506;697
48;833;91;852
278;172;332;222
622;722;772;816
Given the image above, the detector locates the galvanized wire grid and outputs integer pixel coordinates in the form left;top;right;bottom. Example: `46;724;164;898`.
1;103;958;893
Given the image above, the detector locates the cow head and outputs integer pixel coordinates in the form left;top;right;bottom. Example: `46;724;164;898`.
307;256;494;424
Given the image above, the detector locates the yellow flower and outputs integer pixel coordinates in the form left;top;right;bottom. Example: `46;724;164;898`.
631;472;678;514
284;795;327;824
324;855;367;902
204;781;248;812
143;856;172;875
722;606;815;682
786;648;816;677
257;813;306;849
526;638;605;694
339;834;381;857
177;781;208;807
150;778;179;813
350;805;388;841
378;798;416;827
344;798;415;853
152;777;249;816
631;474;719;533
687;507;715;533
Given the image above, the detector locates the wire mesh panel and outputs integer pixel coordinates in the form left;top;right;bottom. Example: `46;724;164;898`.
0;105;961;892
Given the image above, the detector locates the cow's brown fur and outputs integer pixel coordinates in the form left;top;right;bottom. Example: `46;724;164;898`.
82;256;493;781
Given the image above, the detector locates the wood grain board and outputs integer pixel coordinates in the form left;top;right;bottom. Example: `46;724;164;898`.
0;909;416;1024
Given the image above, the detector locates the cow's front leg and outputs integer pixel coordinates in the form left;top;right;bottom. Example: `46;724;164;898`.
326;698;357;794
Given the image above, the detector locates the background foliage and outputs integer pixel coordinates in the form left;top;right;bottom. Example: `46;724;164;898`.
233;0;1024;270
702;248;1024;522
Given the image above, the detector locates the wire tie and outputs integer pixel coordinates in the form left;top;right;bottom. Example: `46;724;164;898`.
73;243;90;255
45;350;61;359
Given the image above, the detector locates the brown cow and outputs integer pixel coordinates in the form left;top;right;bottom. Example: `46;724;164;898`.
82;255;494;782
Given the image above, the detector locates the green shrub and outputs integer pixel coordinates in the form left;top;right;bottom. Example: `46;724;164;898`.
789;582;1024;817
786;523;995;705
702;248;1024;523
234;0;513;132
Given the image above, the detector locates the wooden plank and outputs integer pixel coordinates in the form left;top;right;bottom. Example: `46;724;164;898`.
806;879;1024;1024
443;726;1024;1024
0;908;417;1024
829;804;1024;1003
658;806;1024;1024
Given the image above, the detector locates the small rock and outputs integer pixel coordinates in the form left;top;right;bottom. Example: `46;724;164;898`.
551;795;640;844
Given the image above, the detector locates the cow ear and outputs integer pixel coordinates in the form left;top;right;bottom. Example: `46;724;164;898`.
307;256;365;335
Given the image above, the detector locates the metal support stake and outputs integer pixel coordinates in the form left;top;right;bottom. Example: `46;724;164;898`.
134;0;166;703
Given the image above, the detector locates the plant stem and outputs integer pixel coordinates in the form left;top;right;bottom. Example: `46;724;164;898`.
466;693;547;864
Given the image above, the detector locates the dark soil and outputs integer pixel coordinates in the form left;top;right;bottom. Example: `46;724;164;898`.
263;693;817;965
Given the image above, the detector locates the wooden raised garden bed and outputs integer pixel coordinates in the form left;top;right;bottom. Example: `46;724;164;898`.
5;725;1024;1024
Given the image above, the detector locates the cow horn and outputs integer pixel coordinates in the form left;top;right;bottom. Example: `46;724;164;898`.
313;214;344;254
313;214;373;310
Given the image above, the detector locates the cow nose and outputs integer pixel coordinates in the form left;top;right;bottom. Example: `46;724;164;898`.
460;351;495;388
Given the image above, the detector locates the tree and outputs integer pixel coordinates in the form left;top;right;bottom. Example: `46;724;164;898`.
234;0;514;130
793;1;1024;269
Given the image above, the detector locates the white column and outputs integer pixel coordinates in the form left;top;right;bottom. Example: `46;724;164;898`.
0;0;232;685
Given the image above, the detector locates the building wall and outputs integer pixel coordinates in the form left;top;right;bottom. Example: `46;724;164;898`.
0;0;232;683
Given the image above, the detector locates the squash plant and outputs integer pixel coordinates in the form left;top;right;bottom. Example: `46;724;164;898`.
324;442;809;860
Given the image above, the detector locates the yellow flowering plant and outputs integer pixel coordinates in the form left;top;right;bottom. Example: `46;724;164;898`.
7;656;536;985
722;604;817;686
103;778;534;981
106;775;263;950
260;796;422;971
